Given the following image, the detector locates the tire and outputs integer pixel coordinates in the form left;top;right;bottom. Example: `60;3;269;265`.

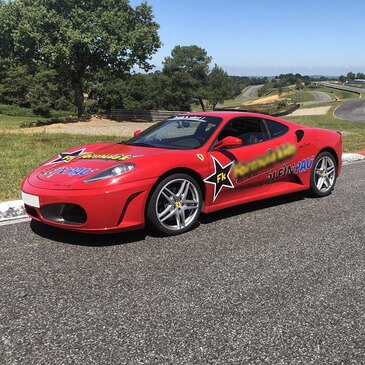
146;173;202;235
309;151;337;197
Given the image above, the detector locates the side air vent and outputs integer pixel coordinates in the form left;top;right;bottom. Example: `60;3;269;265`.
295;130;304;142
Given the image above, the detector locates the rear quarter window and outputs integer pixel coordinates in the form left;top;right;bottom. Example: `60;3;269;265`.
265;119;289;138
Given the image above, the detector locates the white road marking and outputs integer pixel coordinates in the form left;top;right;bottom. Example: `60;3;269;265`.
0;217;31;226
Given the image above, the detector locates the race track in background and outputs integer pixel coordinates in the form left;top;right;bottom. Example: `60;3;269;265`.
334;100;365;121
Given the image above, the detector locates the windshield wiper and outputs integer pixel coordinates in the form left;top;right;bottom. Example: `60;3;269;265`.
129;142;157;148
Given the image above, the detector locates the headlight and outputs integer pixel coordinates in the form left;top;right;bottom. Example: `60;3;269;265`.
83;163;135;183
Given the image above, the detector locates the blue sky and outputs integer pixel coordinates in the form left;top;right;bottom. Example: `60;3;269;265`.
131;0;365;76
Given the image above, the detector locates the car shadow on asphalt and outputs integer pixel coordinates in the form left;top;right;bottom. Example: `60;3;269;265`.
30;192;306;246
30;220;147;247
198;192;306;225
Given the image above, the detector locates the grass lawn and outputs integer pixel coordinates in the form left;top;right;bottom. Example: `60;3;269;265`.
219;98;241;108
0;132;126;201
345;83;365;90
0;114;45;129
288;91;316;103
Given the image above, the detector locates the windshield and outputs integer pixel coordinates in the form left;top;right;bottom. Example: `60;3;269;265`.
125;115;222;150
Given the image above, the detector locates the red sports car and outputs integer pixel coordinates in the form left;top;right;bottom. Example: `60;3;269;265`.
21;111;342;235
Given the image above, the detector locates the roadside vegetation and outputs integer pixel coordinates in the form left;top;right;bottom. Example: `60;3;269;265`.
0;115;44;130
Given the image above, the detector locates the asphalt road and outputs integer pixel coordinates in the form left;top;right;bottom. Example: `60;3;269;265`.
1;162;365;364
310;90;332;102
334;100;365;121
235;84;263;102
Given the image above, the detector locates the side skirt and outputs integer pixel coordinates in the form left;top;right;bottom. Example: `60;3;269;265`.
202;182;308;214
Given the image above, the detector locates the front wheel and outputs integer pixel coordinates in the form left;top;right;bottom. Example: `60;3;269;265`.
146;174;202;235
309;151;337;197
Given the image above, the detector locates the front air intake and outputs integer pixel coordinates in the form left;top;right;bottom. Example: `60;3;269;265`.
41;203;87;225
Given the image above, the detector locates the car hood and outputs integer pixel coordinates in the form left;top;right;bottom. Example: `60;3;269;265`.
29;142;172;188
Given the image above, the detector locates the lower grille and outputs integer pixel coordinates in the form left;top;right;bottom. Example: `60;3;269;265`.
40;203;87;225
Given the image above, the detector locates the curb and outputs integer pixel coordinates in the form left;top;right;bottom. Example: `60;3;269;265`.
0;200;27;221
342;152;365;164
1;152;364;223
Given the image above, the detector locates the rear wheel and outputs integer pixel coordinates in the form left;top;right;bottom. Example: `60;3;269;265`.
310;151;337;197
146;174;202;235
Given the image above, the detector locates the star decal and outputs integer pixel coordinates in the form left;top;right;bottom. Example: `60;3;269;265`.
46;148;86;165
204;156;235;202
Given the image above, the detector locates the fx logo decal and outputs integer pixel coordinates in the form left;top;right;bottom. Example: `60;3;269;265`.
47;148;86;164
204;156;234;202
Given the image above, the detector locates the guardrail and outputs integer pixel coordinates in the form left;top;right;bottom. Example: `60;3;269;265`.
110;109;187;122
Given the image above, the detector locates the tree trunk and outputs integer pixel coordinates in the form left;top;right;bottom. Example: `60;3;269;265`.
198;97;205;111
72;78;85;118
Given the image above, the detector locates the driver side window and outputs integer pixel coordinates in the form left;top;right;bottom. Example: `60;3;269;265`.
217;117;268;146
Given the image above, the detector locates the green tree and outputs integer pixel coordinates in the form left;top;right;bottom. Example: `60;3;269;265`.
163;45;212;111
0;0;161;117
347;72;356;80
28;68;75;116
0;64;30;106
339;75;346;83
296;80;304;90
206;64;232;109
258;81;273;97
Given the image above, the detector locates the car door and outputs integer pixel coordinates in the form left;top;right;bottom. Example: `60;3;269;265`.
204;117;298;205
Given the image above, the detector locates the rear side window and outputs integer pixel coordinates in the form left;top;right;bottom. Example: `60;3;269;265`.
265;119;289;138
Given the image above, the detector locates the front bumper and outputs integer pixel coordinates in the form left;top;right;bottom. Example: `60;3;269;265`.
21;177;158;233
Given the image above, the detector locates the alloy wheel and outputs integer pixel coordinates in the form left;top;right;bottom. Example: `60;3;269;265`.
314;155;336;193
155;178;200;231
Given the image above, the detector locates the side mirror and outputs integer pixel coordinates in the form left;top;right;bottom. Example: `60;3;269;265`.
134;129;142;137
214;136;242;150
